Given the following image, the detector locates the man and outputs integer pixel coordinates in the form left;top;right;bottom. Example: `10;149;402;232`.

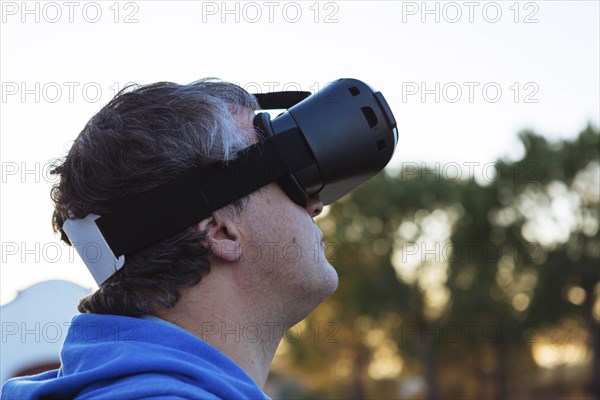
1;79;339;399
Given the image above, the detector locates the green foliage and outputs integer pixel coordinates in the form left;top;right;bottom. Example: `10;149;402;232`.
276;124;600;399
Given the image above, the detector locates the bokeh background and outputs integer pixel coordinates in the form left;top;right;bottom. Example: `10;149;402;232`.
269;125;599;399
1;1;598;399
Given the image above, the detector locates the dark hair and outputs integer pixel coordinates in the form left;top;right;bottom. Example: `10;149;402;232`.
50;79;259;317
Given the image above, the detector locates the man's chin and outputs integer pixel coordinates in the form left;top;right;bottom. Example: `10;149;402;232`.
317;263;339;301
293;271;338;319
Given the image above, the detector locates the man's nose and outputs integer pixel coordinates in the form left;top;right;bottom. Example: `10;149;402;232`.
305;196;324;218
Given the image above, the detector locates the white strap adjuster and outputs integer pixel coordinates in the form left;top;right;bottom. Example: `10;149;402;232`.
63;214;125;286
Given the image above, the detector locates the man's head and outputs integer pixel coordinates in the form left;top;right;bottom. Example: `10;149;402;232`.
51;78;337;319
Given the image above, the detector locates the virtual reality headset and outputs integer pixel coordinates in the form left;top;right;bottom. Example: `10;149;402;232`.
63;78;398;285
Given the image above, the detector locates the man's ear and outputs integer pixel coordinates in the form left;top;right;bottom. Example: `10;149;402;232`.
195;215;242;262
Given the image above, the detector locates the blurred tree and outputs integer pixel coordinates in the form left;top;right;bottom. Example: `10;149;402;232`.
274;124;599;400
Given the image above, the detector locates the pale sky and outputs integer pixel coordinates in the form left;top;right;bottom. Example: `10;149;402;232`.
1;0;599;304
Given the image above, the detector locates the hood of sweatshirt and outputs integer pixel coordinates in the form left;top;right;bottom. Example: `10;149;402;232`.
1;313;269;399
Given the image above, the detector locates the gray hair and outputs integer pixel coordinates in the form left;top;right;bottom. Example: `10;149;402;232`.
50;78;259;316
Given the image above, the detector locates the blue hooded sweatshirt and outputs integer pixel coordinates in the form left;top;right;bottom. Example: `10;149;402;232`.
1;313;270;399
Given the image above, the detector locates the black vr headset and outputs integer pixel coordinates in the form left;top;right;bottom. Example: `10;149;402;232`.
63;78;398;285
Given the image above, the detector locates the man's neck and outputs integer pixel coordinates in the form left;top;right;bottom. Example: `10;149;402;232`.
154;275;286;389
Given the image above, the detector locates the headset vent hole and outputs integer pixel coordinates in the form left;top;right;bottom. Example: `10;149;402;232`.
377;139;386;151
361;106;378;128
349;86;360;96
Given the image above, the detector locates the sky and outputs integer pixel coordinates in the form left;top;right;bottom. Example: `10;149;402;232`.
1;0;599;305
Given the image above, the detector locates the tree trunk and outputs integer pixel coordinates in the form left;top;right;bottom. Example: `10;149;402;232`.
493;337;509;400
416;318;439;400
582;277;599;397
347;347;368;399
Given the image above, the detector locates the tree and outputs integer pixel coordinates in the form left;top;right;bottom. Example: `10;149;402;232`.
272;124;599;400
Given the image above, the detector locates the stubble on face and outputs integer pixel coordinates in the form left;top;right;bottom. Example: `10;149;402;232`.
234;184;338;324
229;108;338;323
